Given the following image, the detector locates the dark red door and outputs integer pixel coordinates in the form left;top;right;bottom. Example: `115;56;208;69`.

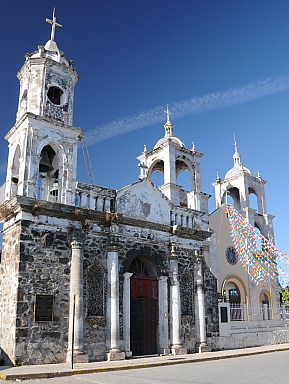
130;277;158;356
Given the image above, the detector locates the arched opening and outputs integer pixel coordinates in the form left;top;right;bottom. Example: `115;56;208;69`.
38;144;59;202
249;187;258;212
10;145;21;197
260;291;271;320
223;187;241;210
176;159;192;192
129;256;158;356
222;277;247;321
149;160;164;187
47;86;66;106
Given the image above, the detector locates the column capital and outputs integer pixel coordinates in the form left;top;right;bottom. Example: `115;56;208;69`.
123;272;133;280
107;234;120;251
170;243;180;259
194;248;203;264
71;230;85;249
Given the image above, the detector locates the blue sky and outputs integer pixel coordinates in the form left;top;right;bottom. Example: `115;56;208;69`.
1;1;289;264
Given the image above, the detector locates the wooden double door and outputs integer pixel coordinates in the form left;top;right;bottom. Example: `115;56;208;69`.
130;277;158;356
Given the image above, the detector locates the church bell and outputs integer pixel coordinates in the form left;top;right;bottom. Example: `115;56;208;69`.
39;151;54;173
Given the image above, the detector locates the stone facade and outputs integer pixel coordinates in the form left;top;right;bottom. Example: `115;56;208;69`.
0;194;218;365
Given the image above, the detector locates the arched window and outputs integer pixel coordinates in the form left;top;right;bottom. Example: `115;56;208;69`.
249;187;258;212
150;160;164;187
10;145;21;197
176;159;192;191
224;187;241;210
38;144;59;202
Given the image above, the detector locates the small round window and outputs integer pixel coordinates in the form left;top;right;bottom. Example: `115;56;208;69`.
47;86;66;106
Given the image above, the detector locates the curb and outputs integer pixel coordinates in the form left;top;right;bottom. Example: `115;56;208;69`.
1;346;289;381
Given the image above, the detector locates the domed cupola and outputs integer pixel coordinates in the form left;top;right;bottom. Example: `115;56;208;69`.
224;139;251;179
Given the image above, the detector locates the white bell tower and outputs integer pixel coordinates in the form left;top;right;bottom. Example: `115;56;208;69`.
212;139;275;242
4;10;82;205
137;106;208;211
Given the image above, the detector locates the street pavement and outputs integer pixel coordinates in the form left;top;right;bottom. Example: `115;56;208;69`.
0;344;289;382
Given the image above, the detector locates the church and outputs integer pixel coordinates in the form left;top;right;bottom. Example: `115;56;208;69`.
0;11;287;366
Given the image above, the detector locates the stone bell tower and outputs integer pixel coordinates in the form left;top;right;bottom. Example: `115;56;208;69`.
4;9;82;205
137;106;207;211
212;140;274;242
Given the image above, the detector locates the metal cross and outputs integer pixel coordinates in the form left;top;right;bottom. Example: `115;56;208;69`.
46;8;62;41
233;133;238;153
164;104;171;122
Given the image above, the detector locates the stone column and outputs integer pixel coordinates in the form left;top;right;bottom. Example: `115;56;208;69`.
158;276;170;355
67;231;89;363
194;250;211;353
170;244;186;355
123;272;133;358
106;234;125;361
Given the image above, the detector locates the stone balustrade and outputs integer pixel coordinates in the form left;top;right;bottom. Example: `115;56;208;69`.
75;182;116;213
170;206;202;229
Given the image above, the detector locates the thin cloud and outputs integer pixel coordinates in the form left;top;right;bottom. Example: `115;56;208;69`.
84;75;289;145
1;75;289;175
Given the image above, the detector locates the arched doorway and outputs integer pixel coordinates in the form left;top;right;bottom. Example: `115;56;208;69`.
223;281;241;320
261;291;271;320
129;256;158;356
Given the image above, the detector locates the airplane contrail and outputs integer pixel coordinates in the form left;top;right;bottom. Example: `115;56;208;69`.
0;75;289;175
84;75;289;146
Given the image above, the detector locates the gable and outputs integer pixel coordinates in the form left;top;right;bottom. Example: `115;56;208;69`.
116;179;171;225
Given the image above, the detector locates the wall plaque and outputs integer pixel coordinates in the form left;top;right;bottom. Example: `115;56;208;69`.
34;294;54;322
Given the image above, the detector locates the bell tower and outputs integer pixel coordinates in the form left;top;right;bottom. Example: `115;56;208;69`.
4;10;82;205
212;139;275;242
137;106;207;211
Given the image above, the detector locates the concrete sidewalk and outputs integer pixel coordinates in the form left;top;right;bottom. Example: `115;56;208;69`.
1;344;289;381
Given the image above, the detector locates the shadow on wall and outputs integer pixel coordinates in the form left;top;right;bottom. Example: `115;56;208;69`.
0;348;13;367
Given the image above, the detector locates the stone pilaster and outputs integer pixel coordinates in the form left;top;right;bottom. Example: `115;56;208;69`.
194;249;211;353
67;230;89;363
169;244;186;355
106;234;125;361
158;276;170;355
123;272;133;358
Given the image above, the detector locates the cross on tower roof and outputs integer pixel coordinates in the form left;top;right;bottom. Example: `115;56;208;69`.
164;104;172;122
233;133;238;154
46;8;62;41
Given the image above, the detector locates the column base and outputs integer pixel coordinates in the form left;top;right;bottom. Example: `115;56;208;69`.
159;348;170;355
195;343;211;353
106;349;126;361
66;351;89;363
170;345;187;355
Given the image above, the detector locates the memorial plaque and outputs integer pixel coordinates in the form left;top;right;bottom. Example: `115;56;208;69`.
34;294;54;322
220;306;228;323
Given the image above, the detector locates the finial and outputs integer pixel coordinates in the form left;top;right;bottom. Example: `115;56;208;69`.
234;133;238;154
46;8;62;41
192;142;196;152
216;171;221;182
257;170;261;178
164;104;171;123
143;145;147;153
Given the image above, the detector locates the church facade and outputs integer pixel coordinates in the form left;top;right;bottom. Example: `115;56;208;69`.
0;13;219;366
1;12;289;367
